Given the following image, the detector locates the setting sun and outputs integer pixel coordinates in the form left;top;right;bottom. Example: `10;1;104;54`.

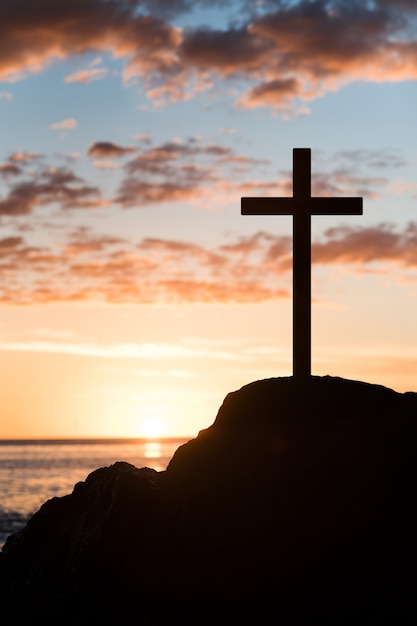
140;416;165;439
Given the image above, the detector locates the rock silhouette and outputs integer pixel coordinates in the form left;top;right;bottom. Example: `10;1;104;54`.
1;376;417;624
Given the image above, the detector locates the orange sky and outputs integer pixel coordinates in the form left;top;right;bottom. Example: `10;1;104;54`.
1;0;416;438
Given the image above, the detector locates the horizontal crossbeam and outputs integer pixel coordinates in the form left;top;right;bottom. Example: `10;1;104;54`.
241;196;363;216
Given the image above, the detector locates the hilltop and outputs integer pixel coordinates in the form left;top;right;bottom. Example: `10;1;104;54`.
1;376;417;624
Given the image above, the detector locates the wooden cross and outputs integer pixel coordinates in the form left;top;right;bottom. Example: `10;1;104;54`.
241;148;363;379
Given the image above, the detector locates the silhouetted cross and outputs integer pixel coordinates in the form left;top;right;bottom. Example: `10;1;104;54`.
241;148;363;379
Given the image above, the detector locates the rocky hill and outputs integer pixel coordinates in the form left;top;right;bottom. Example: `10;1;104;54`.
1;376;417;624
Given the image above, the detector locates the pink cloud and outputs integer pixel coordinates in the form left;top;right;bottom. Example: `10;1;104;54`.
50;118;77;131
2;222;417;306
9;152;42;163
115;180;205;207
64;67;109;83
0;1;181;83
313;222;417;267
238;77;304;110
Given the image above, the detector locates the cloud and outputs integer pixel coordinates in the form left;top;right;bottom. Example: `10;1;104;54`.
3;221;417;306
178;1;417;111
138;237;226;270
238;77;304;110
116;137;271;207
238;1;417;109
92;160;120;170
0;227;291;305
114;135;392;209
151;278;289;303
0;92;13;100
0;0;183;94
50;118;77;131
125;140;232;172
0;136;278;220
1;1;416;112
0;236;24;250
64;67;109;83
88;142;136;158
311;172;387;201
0;152;44;177
9;152;42;163
132;133;152;144
0;338;239;361
387;180;417;197
179;26;273;75
333;149;407;170
116;140;215;206
313;222;417;268
0;137;398;224
0;163;22;177
0;166;103;216
64;228;127;256
115;180;205;207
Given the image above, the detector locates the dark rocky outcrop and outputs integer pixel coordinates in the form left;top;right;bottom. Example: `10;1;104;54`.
1;376;417;624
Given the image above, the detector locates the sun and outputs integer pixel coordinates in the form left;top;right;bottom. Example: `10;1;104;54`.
140;416;165;439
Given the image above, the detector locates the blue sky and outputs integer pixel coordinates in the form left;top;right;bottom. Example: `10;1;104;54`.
0;0;416;437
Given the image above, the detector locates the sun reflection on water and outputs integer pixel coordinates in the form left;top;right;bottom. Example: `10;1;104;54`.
0;438;188;547
144;441;162;459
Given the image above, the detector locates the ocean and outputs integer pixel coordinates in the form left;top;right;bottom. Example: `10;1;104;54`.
0;438;189;550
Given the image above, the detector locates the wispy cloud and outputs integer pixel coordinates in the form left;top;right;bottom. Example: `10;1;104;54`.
64;67;109;84
50;118;77;131
9;151;42;163
0;339;239;361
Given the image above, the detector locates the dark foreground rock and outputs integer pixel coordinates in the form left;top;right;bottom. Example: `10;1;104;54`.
1;376;417;624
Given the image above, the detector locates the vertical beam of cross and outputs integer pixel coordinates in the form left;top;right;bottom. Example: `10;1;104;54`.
241;148;363;379
293;149;311;379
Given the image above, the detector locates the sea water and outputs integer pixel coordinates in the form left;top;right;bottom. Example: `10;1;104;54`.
0;438;188;549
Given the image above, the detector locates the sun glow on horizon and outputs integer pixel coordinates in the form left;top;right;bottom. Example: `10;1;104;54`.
139;415;165;439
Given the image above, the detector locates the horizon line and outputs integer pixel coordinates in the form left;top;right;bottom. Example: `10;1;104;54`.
0;436;192;445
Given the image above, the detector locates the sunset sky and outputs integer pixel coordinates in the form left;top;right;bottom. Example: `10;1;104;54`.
1;0;416;438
